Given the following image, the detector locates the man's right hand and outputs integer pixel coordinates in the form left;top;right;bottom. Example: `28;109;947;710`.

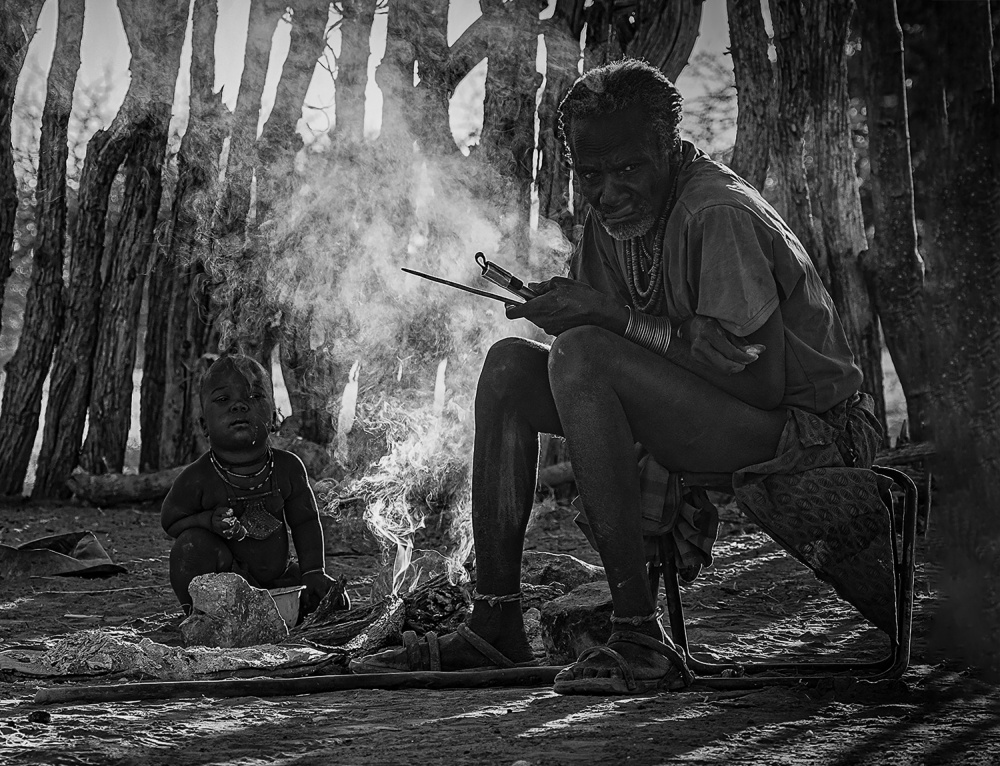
680;315;765;375
504;277;629;336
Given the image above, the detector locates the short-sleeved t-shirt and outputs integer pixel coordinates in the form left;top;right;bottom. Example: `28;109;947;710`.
569;141;862;414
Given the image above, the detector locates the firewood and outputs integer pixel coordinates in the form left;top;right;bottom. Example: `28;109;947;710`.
291;574;472;652
66;467;185;506
401;574;471;635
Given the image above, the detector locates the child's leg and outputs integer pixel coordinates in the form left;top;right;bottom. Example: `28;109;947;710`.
169;528;234;609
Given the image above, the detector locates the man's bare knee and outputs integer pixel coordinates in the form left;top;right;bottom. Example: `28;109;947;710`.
477;337;549;408
548;325;616;393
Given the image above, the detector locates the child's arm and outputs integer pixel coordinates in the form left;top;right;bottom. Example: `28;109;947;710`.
161;464;244;540
281;451;340;610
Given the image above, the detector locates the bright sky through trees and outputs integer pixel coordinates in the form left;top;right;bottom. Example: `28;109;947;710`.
14;0;734;152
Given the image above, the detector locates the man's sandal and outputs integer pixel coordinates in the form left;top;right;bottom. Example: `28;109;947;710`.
552;630;695;695
349;624;538;674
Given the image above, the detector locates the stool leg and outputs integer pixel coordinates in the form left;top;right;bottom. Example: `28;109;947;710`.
659;536;690;654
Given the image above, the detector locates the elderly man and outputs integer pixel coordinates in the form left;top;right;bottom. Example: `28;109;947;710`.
353;59;890;694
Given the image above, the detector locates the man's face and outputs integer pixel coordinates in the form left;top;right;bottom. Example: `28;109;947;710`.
199;363;274;453
570;107;672;240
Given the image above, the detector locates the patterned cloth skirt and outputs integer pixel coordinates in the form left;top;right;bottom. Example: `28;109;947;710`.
733;392;899;635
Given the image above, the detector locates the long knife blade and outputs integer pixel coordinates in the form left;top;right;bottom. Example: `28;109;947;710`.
401;268;524;305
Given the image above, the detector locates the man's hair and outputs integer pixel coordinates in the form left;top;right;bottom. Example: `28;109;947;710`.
557;58;684;167
199;354;273;407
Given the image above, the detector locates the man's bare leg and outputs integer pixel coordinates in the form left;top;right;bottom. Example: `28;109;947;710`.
352;337;563;671
548;326;787;685
462;337;564;663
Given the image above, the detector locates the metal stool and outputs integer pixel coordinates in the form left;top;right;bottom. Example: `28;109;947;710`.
649;465;918;688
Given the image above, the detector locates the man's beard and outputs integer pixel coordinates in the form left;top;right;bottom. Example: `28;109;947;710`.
594;208;656;241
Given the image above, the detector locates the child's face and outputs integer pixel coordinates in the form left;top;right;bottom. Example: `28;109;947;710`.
200;364;275;454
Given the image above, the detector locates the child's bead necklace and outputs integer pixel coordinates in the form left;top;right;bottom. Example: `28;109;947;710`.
210;449;274;493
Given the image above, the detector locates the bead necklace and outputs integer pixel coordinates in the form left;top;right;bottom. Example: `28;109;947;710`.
624;159;681;314
210;449;274;493
211;447;272;479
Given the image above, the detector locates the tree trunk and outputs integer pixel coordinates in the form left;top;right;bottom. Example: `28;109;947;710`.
79;0;188;475
148;0;227;470
256;0;329;224
0;0;83;494
0;1;44;319
908;0;1000;673
629;0;702;81
411;0;453;156
376;0;418;150
256;0;336;445
213;0;285;241
373;0;418;265
211;0;285;360
769;0;885;430
480;0;541;268
856;0;933;441
279;310;340;445
140;251;170;472
536;0;585;245
769;0;827;268
726;0;773;191
333;0;376;142
33;2;183;496
804;0;885;432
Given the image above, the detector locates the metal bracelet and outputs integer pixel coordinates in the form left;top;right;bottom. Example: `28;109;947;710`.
624;308;672;356
301;568;327;578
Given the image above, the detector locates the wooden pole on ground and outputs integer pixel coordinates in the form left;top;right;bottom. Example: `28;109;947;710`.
34;666;565;704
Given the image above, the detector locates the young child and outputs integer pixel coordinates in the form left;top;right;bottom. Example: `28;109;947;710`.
161;354;348;617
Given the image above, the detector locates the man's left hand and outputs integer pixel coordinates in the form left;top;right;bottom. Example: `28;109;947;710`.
505;277;629;336
681;315;764;374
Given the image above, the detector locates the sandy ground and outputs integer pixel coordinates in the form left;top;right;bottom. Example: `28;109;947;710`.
1;495;998;766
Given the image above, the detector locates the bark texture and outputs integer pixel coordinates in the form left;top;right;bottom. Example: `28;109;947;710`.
630;0;703;81
726;0;773;191
279;311;341;445
257;0;337;445
805;1;885;431
79;0;188;475
33;1;184;495
536;0;586;243
410;0;453;156
480;0;541;267
333;0;376;142
906;0;1000;674
0;0;83;494
769;0;885;430
0;0;44;319
857;0;932;440
145;0;227;470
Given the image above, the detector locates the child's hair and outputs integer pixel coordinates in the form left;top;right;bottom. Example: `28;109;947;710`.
199;354;274;408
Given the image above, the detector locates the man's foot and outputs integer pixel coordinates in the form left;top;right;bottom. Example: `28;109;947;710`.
350;624;536;674
553;631;694;695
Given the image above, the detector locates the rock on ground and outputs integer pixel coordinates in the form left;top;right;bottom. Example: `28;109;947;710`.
180;573;288;648
540;579;614;664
